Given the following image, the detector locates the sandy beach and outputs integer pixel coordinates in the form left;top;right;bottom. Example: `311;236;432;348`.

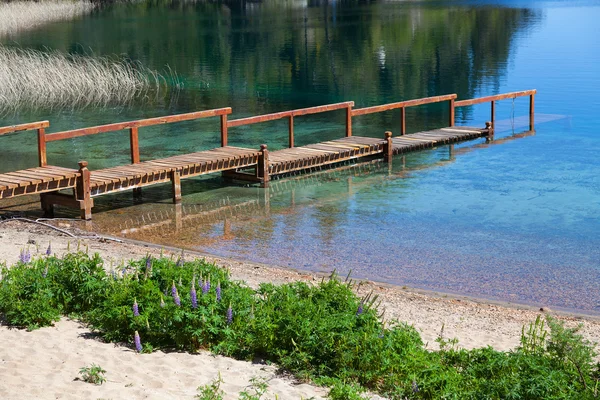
1;218;599;399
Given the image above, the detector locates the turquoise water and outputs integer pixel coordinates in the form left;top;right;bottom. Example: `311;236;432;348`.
1;1;599;314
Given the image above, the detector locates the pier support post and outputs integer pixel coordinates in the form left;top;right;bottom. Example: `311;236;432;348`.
76;161;92;220
383;131;393;162
529;94;535;131
485;121;494;143
40;193;54;217
170;170;182;204
258;144;270;188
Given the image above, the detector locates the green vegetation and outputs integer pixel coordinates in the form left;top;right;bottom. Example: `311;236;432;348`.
196;374;225;400
1;251;599;399
79;363;107;385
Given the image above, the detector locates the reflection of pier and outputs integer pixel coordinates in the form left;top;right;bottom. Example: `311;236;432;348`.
111;128;535;239
116;197;261;236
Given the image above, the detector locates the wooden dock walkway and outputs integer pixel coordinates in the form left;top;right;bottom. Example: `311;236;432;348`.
0;90;536;219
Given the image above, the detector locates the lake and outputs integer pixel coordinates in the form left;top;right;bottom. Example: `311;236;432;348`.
1;0;599;314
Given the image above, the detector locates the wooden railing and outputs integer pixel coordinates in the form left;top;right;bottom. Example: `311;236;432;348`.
351;94;457;135
0;121;50;168
455;89;536;131
43;108;232;166
227;101;354;148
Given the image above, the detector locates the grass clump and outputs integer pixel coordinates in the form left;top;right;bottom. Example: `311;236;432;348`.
0;0;95;39
1;251;599;399
0;46;166;115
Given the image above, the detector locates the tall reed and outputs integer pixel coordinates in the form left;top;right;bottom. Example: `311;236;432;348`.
0;46;165;114
0;0;95;39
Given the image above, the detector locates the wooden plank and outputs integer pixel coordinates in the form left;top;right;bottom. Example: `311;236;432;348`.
2;172;44;185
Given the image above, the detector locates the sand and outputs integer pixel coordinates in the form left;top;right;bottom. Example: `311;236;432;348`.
1;218;599;399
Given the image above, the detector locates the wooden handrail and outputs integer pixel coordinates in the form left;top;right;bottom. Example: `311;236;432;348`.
46;108;232;142
454;89;536;107
227;101;354;148
455;89;536;131
0;121;50;167
351;94;457;116
44;107;232;166
227;102;354;127
352;94;457;135
0;121;49;136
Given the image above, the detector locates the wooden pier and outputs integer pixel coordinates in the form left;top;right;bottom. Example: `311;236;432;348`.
0;90;536;219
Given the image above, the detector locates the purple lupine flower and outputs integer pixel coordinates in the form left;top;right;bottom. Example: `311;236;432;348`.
171;281;180;306
133;299;139;317
226;304;233;325
45;242;52;256
134;331;142;353
412;380;419;393
216;281;222;302
19;249;31;264
356;302;364;316
145;256;152;278
190;281;198;309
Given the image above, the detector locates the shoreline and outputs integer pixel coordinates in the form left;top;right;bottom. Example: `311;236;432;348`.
2;217;600;399
2;218;599;350
103;230;600;322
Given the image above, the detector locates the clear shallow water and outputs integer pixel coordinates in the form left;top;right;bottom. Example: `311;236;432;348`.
1;1;599;314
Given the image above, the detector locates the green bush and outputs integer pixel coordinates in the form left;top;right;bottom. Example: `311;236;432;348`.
1;252;599;399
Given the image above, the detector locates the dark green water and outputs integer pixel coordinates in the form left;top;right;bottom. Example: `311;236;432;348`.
2;1;599;314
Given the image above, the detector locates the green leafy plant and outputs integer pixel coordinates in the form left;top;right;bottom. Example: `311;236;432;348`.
79;364;106;385
239;376;269;400
196;374;224;400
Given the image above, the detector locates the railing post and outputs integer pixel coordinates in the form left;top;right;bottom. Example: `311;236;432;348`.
288;115;294;148
129;127;140;164
258;144;270;188
221;114;228;147
529;94;535;131
449;98;455;127
491;101;496;131
384;131;393;161
400;107;406;136
37;128;47;167
346;105;352;137
76;161;92;220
